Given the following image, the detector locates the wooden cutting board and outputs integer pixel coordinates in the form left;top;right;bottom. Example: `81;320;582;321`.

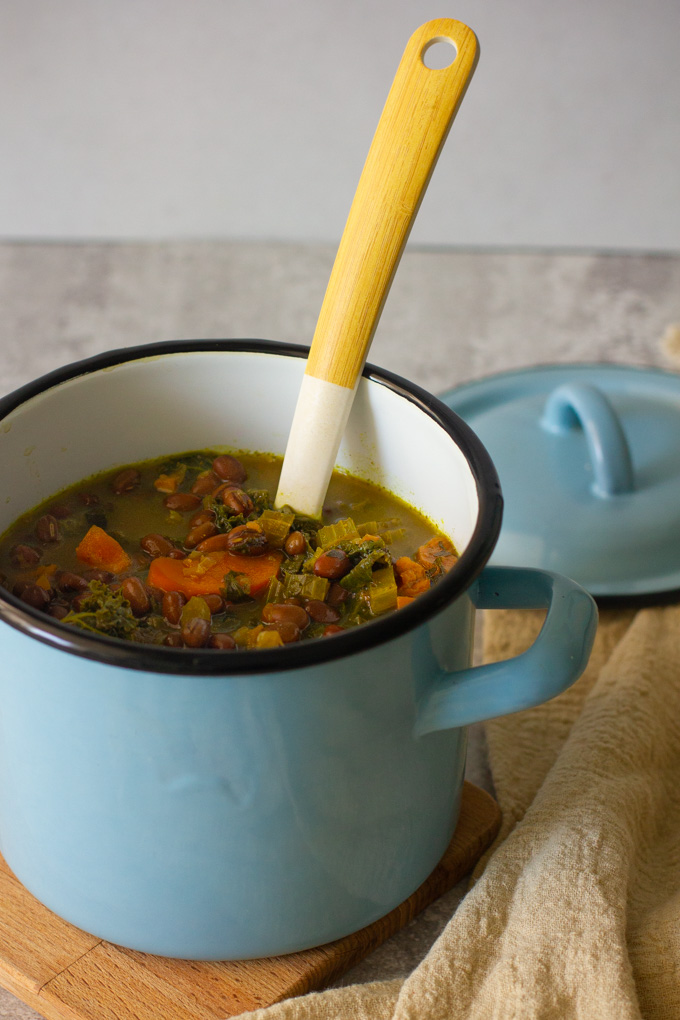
0;782;499;1020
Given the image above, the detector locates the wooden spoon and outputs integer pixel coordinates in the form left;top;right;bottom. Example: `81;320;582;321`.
275;18;479;517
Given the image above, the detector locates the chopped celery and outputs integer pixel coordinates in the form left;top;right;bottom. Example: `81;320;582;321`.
259;509;295;547
318;518;360;550
180;596;211;627
283;510;322;539
368;566;398;614
379;528;406;546
256;629;284;649
265;577;286;603
357;518;400;536
280;573;330;601
356;520;405;545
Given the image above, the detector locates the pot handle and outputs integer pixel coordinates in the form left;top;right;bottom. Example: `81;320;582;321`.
416;566;597;735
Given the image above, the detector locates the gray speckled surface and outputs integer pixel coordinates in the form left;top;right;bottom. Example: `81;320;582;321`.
0;242;678;1017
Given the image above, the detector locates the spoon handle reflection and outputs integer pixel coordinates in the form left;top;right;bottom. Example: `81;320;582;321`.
276;19;479;517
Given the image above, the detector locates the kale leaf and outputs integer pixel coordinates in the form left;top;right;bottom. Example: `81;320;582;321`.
61;581;139;639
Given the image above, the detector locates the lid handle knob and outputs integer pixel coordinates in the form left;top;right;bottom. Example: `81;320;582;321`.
541;383;634;498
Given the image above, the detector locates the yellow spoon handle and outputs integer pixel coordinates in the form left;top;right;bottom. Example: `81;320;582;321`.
307;18;479;390
276;20;478;516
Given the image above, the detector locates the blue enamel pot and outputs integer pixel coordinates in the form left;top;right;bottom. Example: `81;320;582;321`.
0;341;597;959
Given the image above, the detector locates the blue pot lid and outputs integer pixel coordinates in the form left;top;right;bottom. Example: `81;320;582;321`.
439;363;680;599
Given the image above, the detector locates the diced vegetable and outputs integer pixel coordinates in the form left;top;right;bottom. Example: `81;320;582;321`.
415;537;458;574
231;624;283;649
394;556;431;598
256;629;284;649
154;465;187;493
368;565;398;614
180;596;211;628
397;595;415;609
76;525;132;574
265;577;285;603
378;528;406;545
148;549;282;598
35;564;57;589
258;509;295;547
276;573;330;601
318;518;360;550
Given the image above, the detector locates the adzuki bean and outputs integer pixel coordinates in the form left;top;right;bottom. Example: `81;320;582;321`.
225;525;268;556
20;584;50;610
191;471;220;496
189;509;215;528
35;514;60;543
221;487;254;515
140;533;176;558
182;617;211;648
262;603;309;631
283;531;306;556
313;548;351;579
112;468;140;494
164;493;201;512
82;568;114;584
208;633;237;650
10;544;41;568
56;571;89;592
265;621;301;643
49;504;72;519
185;521;218;548
162;591;187;626
203;593;225;615
327;583;350;606
305;600;341;624
212;455;247;484
121;577;150;617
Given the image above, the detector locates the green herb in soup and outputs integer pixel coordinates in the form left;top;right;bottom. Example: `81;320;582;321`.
0;451;458;649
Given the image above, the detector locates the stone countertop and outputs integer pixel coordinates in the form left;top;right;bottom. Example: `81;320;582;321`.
0;241;678;1017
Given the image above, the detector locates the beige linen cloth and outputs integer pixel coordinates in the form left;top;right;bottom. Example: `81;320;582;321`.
235;603;680;1019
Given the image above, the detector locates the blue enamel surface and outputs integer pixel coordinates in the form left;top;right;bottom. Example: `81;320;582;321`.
0;565;595;959
440;364;680;597
541;383;634;497
417;567;597;733
0;608;471;959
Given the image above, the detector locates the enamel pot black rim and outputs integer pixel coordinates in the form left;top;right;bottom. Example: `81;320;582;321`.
0;340;503;675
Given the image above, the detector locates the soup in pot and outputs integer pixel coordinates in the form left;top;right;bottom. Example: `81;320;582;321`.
0;450;458;649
